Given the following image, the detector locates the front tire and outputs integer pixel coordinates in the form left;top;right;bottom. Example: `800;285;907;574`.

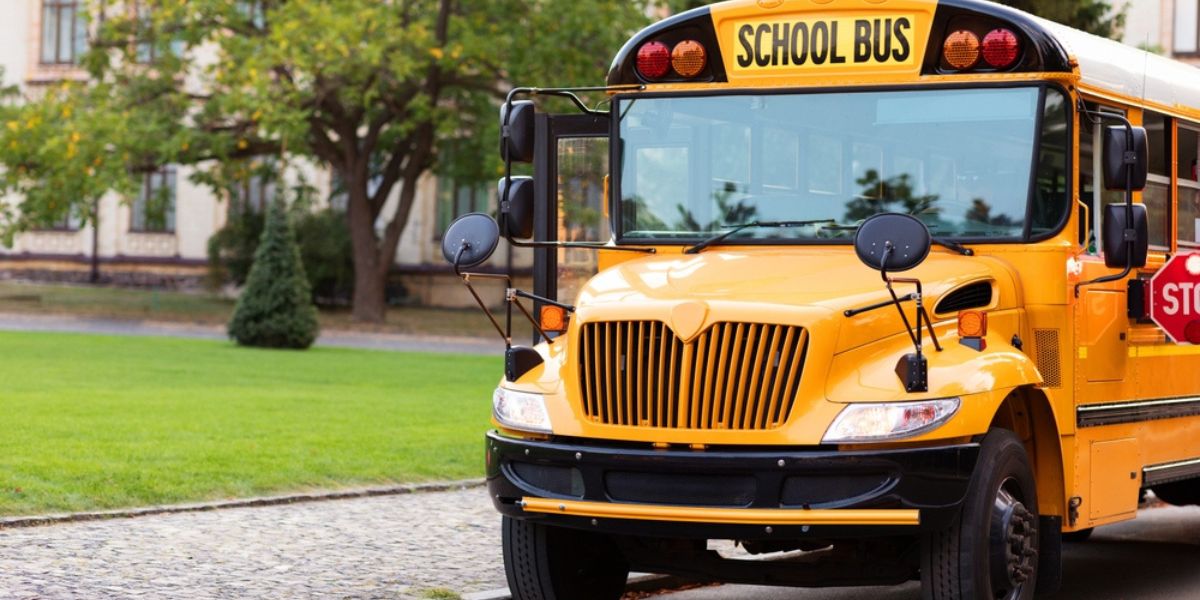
502;516;629;600
922;429;1040;600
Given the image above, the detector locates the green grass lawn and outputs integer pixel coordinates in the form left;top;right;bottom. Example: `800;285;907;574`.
0;281;497;338
0;331;500;516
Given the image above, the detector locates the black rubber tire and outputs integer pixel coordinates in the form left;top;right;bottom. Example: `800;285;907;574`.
1061;528;1093;543
921;428;1040;600
502;516;629;600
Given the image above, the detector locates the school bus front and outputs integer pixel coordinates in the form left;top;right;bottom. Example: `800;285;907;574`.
442;0;1200;598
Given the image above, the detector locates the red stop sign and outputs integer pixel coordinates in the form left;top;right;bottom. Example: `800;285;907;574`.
1149;252;1200;344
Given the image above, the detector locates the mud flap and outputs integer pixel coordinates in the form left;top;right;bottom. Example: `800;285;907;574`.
1036;515;1062;595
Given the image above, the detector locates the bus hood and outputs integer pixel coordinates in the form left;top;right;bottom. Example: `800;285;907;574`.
574;248;1016;353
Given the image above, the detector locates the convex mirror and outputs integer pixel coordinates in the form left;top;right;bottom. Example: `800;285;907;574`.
442;213;500;269
1102;203;1149;269
499;176;534;240
853;213;932;272
1102;125;1148;191
500;101;536;163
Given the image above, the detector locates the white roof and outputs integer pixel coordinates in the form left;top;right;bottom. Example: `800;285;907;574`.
1037;17;1200;113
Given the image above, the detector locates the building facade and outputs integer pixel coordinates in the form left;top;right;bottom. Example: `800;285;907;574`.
0;0;530;308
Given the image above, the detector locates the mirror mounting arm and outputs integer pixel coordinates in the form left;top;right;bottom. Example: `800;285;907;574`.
1075;113;1141;297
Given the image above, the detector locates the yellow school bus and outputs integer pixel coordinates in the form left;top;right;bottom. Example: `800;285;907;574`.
440;0;1200;597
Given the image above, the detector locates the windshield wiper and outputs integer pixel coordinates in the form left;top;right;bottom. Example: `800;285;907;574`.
684;220;835;254
931;237;974;256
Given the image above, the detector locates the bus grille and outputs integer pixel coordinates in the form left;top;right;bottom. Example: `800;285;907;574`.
578;321;808;430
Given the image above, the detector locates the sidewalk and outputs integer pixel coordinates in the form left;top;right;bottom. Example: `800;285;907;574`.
0;484;506;599
0;311;497;355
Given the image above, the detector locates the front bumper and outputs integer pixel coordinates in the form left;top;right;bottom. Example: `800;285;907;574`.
486;431;979;540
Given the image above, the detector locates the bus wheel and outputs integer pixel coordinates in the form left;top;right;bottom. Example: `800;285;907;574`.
502;516;629;600
922;429;1039;600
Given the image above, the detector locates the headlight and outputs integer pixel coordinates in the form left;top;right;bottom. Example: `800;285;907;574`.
822;398;960;443
493;387;552;433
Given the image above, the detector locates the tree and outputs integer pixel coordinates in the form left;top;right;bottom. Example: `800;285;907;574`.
0;81;139;274
227;197;319;349
49;0;650;322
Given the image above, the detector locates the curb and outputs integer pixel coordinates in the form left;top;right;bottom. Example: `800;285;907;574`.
0;478;485;530
462;573;702;600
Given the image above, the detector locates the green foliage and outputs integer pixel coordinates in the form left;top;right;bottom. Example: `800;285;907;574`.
207;210;266;289
0;81;139;243
53;0;651;321
227;198;319;349
209;208;353;305
294;210;355;305
995;0;1126;39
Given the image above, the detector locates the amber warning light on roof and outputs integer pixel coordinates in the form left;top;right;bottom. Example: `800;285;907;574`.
731;16;914;71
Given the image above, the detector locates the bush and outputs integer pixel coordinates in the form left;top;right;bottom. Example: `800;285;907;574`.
209;208;353;305
207;210;265;288
227;198;319;349
294;210;354;305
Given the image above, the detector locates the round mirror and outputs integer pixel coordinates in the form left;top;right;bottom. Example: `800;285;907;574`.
853;213;931;272
441;213;500;269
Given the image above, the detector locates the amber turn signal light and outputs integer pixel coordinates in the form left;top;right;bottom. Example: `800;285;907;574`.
671;40;707;78
957;310;988;338
944;30;981;70
540;305;568;333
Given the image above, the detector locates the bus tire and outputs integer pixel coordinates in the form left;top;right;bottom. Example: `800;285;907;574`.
921;428;1039;600
502;516;628;600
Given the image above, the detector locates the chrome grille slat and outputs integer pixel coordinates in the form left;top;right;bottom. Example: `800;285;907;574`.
578;321;808;430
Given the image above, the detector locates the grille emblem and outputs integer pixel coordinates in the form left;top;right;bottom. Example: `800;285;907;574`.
670;301;709;343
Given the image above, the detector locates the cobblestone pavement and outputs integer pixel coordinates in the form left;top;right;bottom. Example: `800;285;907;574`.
0;485;506;599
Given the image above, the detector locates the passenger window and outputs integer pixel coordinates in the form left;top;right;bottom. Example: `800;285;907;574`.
1078;103;1125;254
1179;125;1200;248
1143;111;1172;250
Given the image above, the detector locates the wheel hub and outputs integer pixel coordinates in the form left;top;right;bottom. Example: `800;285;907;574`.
990;484;1038;596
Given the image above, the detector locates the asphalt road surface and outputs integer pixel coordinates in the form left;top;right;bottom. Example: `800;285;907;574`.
652;504;1200;600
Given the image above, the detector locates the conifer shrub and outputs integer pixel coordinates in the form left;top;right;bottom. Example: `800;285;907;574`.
227;198;320;349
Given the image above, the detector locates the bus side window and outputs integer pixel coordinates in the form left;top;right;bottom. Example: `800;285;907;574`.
1078;102;1126;255
1143;111;1172;251
1178;124;1200;249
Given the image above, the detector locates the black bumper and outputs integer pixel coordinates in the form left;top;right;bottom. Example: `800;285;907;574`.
486;431;979;540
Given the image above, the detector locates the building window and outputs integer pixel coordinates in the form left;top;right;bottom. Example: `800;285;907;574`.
34;208;83;232
435;178;489;239
131;166;176;233
233;171;276;214
40;0;88;65
134;2;184;63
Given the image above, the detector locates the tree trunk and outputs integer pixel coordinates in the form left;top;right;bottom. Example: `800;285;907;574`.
351;259;386;322
346;174;387;323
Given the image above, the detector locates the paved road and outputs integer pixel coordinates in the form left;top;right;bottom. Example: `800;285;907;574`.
0;486;506;600
0;311;496;355
653;505;1200;600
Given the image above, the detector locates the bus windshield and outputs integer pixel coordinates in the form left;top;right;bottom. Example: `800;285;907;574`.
617;86;1069;243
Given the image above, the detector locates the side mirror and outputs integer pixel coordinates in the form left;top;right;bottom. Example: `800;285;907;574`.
1102;125;1148;192
499;176;534;239
853;213;932;272
1102;203;1149;269
500;101;536;163
441;213;500;269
